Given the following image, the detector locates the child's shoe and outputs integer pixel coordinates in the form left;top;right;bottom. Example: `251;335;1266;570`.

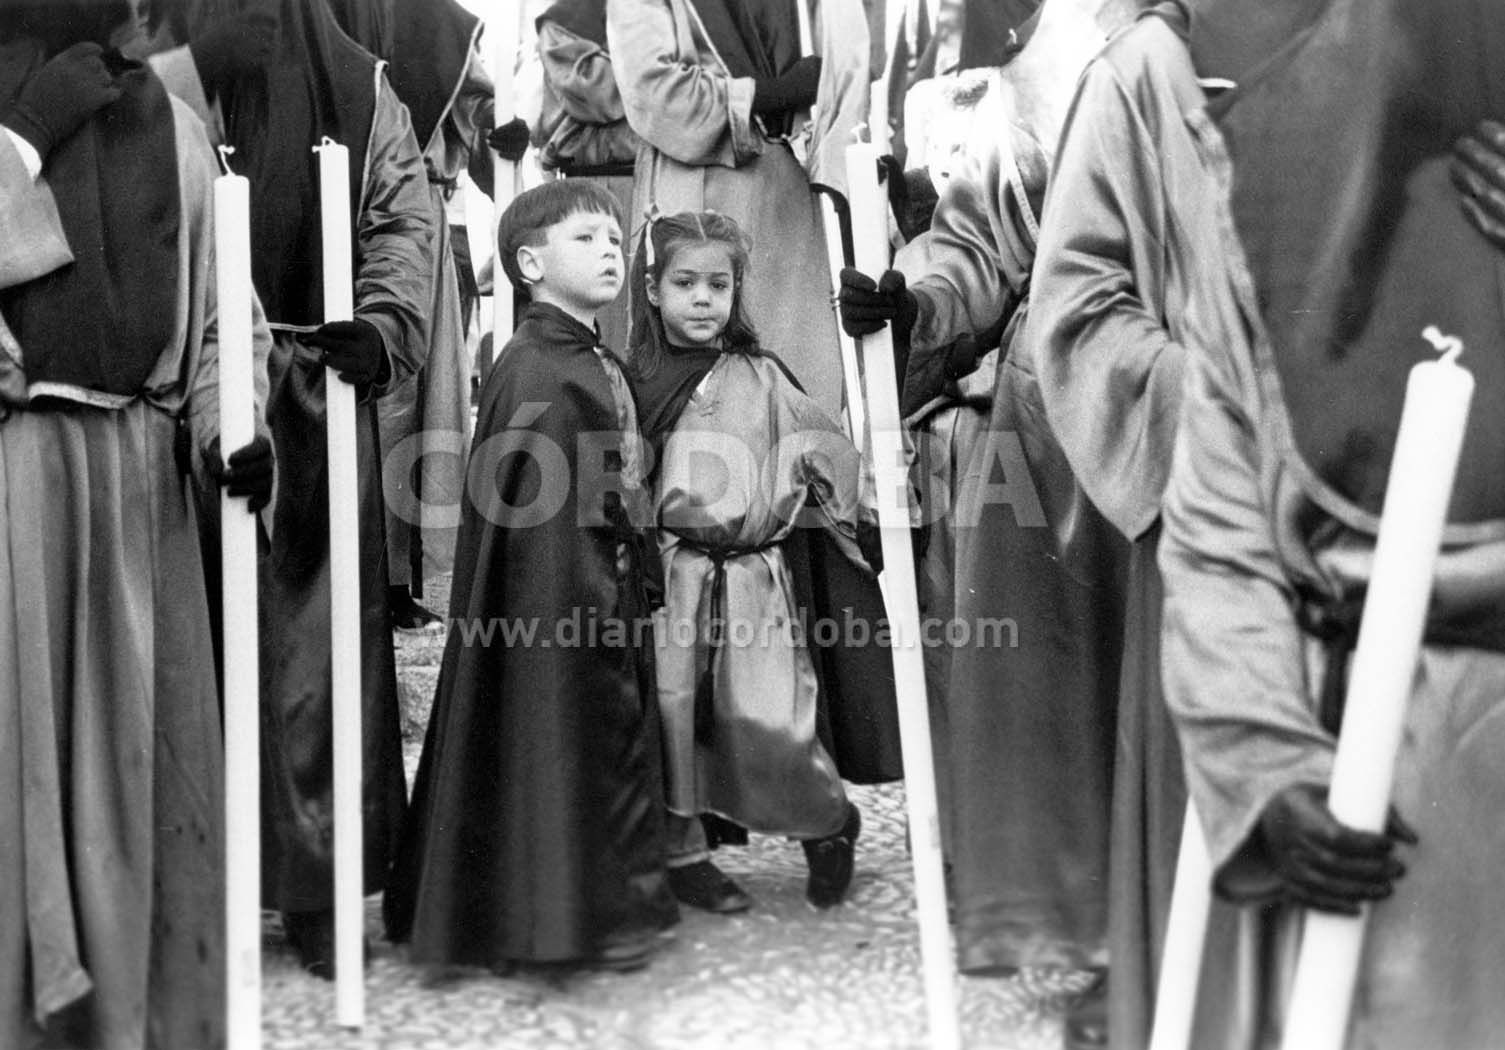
802;802;861;908
667;859;753;914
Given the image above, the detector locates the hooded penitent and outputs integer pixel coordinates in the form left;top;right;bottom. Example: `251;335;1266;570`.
169;0;375;327
1213;0;1505;528
325;0;478;155
0;0;177;399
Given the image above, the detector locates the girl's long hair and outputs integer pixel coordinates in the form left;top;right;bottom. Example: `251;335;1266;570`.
628;210;760;381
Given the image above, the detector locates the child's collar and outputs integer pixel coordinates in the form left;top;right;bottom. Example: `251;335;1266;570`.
522;300;606;347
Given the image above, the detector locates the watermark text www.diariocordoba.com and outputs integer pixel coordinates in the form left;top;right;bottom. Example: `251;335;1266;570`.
447;607;1019;651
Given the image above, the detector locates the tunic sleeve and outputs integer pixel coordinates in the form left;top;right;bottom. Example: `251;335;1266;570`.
779;369;872;569
446;49;496;198
1027;58;1185;541
1159;345;1335;890
356;80;439;394
607;0;761;166
535;22;641;171
906;139;1033;354
540;22;627;126
0;130;71;290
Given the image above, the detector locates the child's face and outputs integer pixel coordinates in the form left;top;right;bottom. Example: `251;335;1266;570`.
518;210;624;316
647;241;735;349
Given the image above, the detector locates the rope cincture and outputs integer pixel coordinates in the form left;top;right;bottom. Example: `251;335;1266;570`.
682;538;780;744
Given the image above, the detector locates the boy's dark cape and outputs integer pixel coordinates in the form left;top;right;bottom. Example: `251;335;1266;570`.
634;347;905;789
385;303;675;965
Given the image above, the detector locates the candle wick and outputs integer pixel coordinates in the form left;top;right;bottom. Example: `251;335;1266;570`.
216;145;236;178
1421;325;1465;364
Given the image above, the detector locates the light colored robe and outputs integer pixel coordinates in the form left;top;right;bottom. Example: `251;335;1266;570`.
899;56;1129;972
1024;13;1241;1039
654;353;869;837
535;19;638;356
0;101;271;1050
1160;142;1505;1048
606;0;869;417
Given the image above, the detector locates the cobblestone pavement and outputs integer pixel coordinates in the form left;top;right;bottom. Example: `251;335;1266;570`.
261;577;1088;1050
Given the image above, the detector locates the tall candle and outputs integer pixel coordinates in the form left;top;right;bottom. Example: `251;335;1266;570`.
314;137;364;1031
845;141;960;1050
1148;805;1212;1050
1280;329;1474;1050
213;150;261;1050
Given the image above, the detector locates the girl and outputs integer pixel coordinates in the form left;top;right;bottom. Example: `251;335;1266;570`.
630;211;898;914
608;0;871;420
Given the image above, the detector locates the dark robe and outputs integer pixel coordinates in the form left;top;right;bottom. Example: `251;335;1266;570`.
384;303;676;966
149;0;432;912
325;0;478;154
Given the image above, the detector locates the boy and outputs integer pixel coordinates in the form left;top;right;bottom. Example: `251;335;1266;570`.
384;180;676;972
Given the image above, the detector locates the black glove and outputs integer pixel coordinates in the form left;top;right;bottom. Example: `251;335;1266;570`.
1452;118;1505;249
207;433;275;514
1257;783;1417;916
855;520;884;576
303;319;391;390
752;55;821;116
839;267;919;342
190;5;279;92
488;117;530;163
2;43;122;159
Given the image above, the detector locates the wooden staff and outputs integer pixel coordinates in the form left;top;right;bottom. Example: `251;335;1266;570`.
489;2;525;377
1279;331;1473;1050
846;140;961;1050
795;0;867;452
1147;804;1212;1050
214;146;261;1050
314;137;364;1030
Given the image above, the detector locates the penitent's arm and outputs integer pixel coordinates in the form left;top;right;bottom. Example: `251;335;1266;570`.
1159;345;1335;895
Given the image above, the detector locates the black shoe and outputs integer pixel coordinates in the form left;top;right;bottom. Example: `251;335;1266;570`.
389;587;443;634
1064;969;1109;1050
667;860;753;914
283;909;341;981
802;802;861;908
590;932;662;972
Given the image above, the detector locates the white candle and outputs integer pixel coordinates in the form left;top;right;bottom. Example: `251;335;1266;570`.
213;150;261;1050
1148;805;1213;1050
845;140;961;1050
1280;328;1474;1050
314;137;365;1031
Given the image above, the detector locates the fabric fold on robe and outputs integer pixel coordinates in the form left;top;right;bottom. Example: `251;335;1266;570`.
647;352;899;838
0;87;272;1050
385;303;676;966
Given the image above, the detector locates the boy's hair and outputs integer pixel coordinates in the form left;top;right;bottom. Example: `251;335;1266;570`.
628;210;759;380
496;180;624;298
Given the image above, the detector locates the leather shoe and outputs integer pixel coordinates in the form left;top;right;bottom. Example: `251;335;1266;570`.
802;802;861;908
667;860;753;914
284;909;339;981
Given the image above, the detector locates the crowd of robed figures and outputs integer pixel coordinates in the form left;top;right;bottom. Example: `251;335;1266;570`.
7;0;1505;1049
